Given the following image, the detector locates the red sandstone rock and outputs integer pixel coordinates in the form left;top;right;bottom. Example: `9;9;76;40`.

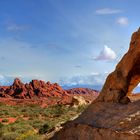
0;79;68;99
66;88;99;102
0;79;98;106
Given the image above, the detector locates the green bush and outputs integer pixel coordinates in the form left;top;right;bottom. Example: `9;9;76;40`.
0;132;19;140
76;105;87;113
2;118;9;123
21;135;41;140
30;119;45;129
10;123;33;134
39;123;49;134
16;130;41;140
0;122;4;128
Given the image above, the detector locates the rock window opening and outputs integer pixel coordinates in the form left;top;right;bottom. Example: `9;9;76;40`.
128;83;140;102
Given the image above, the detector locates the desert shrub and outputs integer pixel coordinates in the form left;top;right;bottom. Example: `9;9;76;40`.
44;104;69;117
76;105;87;113
0;123;4;137
39;123;49;134
0;132;19;140
2;118;9;123
0;104;21;117
0;122;4;128
10;123;33;134
16;130;40;140
15;117;24;123
20;105;43;118
21;108;27;112
29;119;45;129
0;125;11;134
20;135;41;140
0;102;88;139
0;123;19;138
0;122;35;139
28;104;39;108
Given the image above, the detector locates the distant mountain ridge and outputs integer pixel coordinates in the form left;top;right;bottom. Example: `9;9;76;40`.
62;84;102;91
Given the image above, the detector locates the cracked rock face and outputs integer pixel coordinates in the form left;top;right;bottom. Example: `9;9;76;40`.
51;29;140;140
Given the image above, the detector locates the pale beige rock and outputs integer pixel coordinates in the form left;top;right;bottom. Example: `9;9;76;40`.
71;96;88;107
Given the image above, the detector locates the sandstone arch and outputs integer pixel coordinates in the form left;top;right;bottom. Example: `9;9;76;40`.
96;28;140;103
51;29;140;140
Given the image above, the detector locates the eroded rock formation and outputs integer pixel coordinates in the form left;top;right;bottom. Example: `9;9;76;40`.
0;79;98;106
51;29;140;140
0;78;68;99
96;28;140;104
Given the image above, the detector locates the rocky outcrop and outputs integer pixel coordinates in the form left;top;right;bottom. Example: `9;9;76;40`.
52;123;140;140
129;93;140;101
66;88;99;103
0;78;68;99
51;29;140;139
52;100;140;140
69;96;88;107
0;80;98;106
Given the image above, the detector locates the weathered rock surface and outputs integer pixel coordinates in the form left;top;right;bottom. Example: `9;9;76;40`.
68;96;88;107
129;93;140;101
51;29;140;139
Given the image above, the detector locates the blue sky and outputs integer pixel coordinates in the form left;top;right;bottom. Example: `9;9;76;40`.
0;0;140;86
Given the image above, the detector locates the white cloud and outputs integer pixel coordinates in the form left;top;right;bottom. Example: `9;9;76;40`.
0;75;5;82
59;72;108;87
0;74;46;86
116;17;129;26
0;74;13;85
6;23;29;32
93;45;116;61
91;72;100;76
74;65;82;68
95;8;122;15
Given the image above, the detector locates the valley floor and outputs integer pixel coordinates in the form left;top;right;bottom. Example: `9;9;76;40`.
0;102;87;140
